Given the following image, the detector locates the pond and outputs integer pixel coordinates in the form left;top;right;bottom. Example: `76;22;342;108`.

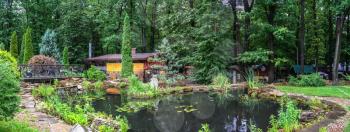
92;90;279;132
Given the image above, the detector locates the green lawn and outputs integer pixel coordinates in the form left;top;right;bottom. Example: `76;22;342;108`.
276;86;350;99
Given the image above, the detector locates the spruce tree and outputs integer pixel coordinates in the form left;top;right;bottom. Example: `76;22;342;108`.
23;28;34;64
39;29;61;61
63;47;69;66
9;31;18;59
121;14;133;78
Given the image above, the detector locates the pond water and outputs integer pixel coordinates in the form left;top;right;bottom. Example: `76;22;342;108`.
92;90;279;132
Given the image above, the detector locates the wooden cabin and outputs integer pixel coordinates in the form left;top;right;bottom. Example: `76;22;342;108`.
86;48;156;81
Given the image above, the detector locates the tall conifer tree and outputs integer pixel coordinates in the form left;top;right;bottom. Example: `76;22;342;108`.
121;14;133;78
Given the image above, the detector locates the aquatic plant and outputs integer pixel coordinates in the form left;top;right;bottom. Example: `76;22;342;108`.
127;75;158;98
268;97;301;132
212;73;231;92
116;116;129;132
117;100;156;113
98;125;115;132
244;68;262;89
249;120;263;132
198;123;211;132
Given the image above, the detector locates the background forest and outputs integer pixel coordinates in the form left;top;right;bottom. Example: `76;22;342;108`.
1;0;350;83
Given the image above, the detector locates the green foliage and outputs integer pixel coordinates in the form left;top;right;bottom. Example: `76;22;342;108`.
268;97;301;132
306;98;326;110
127;75;158;98
237;48;272;64
0;120;38;132
149;38;185;86
42;96;90;125
0;50;20;77
9;31;18;59
249;120;263;132
121;14;133;78
0;62;20;120
198;123;211;132
288;73;326;87
98;125;115;132
211;73;231;91
345;123;350;132
0;42;5;50
32;85;55;98
319;127;327;132
39;29;61;61
244;68;261;89
83;66;106;81
63;47;69;66
23;27;34;64
116;116;129;132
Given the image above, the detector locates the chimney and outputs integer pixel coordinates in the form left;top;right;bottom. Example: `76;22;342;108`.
132;48;136;55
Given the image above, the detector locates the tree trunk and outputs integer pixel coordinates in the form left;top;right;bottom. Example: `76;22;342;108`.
150;0;157;52
332;15;344;84
229;0;239;57
299;0;305;74
243;0;254;51
267;5;277;83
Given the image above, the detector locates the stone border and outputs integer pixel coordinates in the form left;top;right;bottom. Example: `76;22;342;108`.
254;87;349;132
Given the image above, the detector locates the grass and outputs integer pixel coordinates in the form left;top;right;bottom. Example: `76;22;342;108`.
276;86;350;99
0;120;38;132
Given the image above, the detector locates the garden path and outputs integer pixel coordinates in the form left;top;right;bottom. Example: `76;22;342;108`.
15;83;72;132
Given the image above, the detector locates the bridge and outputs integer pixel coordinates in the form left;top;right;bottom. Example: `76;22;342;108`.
19;65;84;82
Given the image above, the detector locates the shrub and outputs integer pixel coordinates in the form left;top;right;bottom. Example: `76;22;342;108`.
0;42;5;50
28;55;57;65
98;125;115;132
288;73;326;87
0;50;20;77
23;27;33;64
116;116;129;132
268;97;301;132
10;31;18;59
0;120;38;132
83;66;106;81
63;47;69;66
212;73;231;91
0;62;20;120
39;29;61;61
121;14;133;78
127;75;157;98
32;85;55;98
42;96;90;125
249;121;263;132
198;123;211;132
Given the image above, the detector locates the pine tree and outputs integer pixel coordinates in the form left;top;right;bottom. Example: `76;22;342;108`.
9;31;18;59
39;29;61;61
121;14;133;78
63;47;69;66
23;28;34;64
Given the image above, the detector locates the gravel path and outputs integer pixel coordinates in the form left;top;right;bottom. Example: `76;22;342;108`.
15;83;72;132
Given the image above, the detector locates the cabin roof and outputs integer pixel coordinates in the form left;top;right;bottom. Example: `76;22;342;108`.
86;53;156;62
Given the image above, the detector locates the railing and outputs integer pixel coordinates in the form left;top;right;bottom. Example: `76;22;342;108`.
19;65;84;79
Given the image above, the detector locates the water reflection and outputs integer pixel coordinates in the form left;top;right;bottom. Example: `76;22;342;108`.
93;90;279;132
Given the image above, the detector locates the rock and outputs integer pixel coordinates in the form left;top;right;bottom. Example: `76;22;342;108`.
24;101;35;108
301;111;317;122
183;87;193;92
77;85;83;90
106;88;121;95
70;124;90;132
90;118;119;131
